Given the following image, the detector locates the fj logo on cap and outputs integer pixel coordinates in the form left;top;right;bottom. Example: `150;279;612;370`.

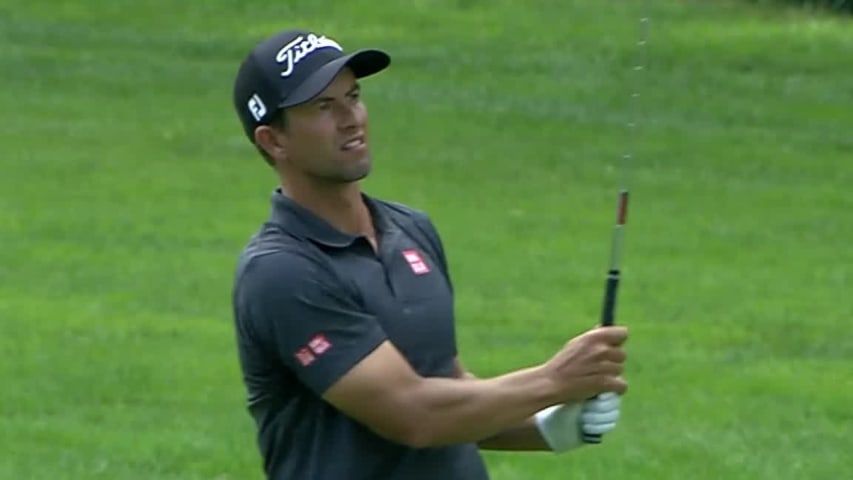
276;33;343;77
248;93;267;121
402;250;430;275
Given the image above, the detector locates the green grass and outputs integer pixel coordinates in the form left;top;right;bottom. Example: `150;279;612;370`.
1;0;851;478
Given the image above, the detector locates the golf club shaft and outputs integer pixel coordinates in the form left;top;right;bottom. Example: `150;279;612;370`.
582;11;648;445
602;190;629;329
581;190;628;444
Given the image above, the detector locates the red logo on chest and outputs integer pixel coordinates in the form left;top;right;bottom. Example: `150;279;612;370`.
402;249;430;275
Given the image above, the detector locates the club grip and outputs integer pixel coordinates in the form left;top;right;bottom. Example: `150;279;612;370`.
600;269;620;327
583;271;622;444
582;428;604;444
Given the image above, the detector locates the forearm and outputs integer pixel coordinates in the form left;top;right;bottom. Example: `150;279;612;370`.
477;416;551;451
325;335;626;450
451;359;550;451
404;366;558;447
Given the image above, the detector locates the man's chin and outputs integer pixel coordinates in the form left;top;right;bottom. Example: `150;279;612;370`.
343;157;372;182
326;158;372;184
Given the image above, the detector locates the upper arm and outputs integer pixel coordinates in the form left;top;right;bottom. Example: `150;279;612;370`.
234;251;387;395
323;340;427;445
235;251;434;445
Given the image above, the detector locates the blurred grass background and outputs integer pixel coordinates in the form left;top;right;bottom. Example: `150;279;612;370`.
1;1;850;478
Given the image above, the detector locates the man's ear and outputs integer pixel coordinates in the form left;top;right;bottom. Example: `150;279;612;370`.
254;125;287;160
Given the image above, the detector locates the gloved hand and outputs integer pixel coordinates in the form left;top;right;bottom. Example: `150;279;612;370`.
534;392;622;453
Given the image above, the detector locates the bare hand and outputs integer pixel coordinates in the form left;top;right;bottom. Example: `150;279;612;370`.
544;326;628;403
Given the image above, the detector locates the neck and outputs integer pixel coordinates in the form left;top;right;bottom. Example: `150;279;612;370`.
280;176;373;238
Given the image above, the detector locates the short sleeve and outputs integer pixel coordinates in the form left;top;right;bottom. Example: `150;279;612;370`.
234;250;387;395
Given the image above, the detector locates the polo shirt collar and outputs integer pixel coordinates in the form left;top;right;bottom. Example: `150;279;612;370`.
268;188;392;248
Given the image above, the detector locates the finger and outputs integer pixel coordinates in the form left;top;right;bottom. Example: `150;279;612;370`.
597;392;621;402
603;377;628;395
601;346;627;363
593;361;624;377
581;408;620;425
583;398;618;414
584;393;621;412
590;326;628;346
582;422;617;435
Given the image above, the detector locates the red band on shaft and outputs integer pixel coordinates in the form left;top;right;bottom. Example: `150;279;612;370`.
617;192;629;225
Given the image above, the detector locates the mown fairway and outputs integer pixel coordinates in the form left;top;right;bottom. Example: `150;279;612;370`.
1;1;850;478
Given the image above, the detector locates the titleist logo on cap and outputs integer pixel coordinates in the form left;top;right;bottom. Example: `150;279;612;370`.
276;34;343;77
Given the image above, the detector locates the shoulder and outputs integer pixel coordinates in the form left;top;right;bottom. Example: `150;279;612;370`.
372;198;429;222
371;198;452;277
371;198;440;236
233;225;336;296
373;198;447;250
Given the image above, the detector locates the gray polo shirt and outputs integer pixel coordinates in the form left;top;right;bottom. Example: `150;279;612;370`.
231;189;490;480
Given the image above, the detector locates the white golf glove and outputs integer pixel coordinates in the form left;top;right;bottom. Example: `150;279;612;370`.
534;392;621;453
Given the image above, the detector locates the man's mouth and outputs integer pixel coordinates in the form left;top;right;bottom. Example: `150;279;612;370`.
341;136;365;151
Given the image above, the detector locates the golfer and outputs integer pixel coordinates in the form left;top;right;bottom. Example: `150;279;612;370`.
230;28;629;480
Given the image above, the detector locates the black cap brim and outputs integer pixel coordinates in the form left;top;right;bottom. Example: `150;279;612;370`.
279;49;390;108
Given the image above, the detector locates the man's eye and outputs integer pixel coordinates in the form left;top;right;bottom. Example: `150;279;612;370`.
318;101;331;110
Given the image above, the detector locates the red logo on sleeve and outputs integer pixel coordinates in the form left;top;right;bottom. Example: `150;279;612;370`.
402;250;430;275
294;334;333;367
294;348;316;366
308;334;332;355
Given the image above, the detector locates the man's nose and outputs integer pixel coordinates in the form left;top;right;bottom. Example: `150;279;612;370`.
337;103;362;130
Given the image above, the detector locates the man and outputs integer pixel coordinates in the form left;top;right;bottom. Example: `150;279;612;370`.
230;28;628;480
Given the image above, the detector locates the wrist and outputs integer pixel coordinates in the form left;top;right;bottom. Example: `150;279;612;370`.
530;364;564;407
536;393;623;453
534;403;584;453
